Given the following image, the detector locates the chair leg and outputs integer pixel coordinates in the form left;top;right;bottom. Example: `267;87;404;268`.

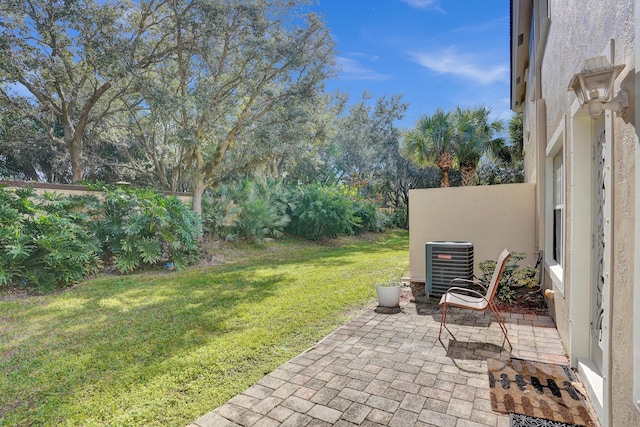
439;302;448;341
489;304;512;349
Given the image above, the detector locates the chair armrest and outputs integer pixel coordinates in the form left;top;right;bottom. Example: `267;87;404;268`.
445;286;490;302
448;278;487;292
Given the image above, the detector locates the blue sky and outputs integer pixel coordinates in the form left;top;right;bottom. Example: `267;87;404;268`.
311;0;512;129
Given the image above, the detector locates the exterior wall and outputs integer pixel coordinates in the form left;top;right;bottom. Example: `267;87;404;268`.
0;181;193;206
612;99;639;425
408;183;536;283
517;1;638;425
542;2;633;131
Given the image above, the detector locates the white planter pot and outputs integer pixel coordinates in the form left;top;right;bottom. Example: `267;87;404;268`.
376;285;401;308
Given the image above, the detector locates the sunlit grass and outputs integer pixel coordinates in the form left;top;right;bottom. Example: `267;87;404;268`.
0;230;408;426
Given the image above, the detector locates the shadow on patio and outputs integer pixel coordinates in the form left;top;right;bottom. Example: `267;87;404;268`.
188;289;584;427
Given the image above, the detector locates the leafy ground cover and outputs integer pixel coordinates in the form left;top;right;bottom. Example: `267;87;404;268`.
0;230;408;426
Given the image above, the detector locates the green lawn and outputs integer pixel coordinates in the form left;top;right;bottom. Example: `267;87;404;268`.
0;230;409;426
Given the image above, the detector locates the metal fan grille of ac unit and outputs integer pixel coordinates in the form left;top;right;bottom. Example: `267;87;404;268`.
426;241;474;297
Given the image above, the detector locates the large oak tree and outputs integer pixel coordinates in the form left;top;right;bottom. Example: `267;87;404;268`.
109;0;335;213
0;0;176;182
165;0;334;214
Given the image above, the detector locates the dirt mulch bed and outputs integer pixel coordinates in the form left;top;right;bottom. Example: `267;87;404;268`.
405;282;549;316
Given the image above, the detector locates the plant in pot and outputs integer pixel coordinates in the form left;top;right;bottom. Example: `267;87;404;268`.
375;281;403;308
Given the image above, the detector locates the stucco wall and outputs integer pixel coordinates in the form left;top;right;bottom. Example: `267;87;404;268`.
408;183;536;284
0;181;193;206
543;1;634;135
611;101;639;426
527;1;638;425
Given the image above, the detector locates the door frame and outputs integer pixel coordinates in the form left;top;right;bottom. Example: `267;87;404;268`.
568;99;611;426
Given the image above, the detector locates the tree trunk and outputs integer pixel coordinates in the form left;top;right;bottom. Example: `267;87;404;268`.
435;151;453;188
69;147;84;182
64;122;84;182
191;175;206;216
461;164;476;186
439;169;450;188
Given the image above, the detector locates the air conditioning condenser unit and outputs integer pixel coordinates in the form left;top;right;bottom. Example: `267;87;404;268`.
426;241;474;298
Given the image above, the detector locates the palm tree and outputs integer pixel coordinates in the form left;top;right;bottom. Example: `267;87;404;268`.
402;109;455;187
452;106;505;186
496;111;524;165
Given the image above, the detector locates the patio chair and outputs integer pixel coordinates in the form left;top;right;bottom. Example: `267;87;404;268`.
438;249;512;349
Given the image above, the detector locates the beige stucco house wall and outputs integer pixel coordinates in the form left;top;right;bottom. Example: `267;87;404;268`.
511;1;639;426
408;184;536;284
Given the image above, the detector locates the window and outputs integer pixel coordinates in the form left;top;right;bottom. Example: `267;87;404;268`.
546;120;564;294
552;153;563;264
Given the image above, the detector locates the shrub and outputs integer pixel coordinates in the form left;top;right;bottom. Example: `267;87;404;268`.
478;252;538;303
352;200;393;233
351;200;378;232
0;187;101;292
202;179;290;242
286;184;360;240
201;185;241;240
391;208;408;229
90;187;201;273
474;161;524;185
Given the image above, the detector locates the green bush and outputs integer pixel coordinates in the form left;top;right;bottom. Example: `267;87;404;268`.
236;180;290;241
201;185;241;239
286;184;360;240
352;200;393;233
474;161;525;185
351;200;377;232
391;208;408;229
0;187;101;292
478;252;538;303
202;179;290;242
203;181;395;242
90;187;201;273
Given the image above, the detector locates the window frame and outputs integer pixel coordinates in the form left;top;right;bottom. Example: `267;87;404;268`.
545;119;565;295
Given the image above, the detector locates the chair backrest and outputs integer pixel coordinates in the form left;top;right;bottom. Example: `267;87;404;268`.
485;249;512;302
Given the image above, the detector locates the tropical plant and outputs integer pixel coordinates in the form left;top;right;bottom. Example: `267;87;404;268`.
403;109;455;187
89;187;201;273
286;184;360;240
478;252;538;303
202;180;290;242
474;112;524;185
351;200;388;233
498;111;524;164
474;160;524;185
451;106;505;186
0;187;101;292
201;186;242;240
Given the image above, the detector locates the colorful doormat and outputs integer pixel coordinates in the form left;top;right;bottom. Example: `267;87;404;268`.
487;358;595;427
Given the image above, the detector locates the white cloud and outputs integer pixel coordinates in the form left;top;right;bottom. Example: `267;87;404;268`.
349;51;380;62
410;47;508;84
451;17;509;34
401;0;443;12
336;57;391;81
492;98;516;122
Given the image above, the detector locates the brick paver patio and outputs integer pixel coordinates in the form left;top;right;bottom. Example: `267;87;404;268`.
188;292;580;427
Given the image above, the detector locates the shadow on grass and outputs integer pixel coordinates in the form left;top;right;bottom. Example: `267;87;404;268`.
0;230;409;425
1;270;287;423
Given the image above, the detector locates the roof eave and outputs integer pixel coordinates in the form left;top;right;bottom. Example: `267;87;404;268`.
510;0;532;112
